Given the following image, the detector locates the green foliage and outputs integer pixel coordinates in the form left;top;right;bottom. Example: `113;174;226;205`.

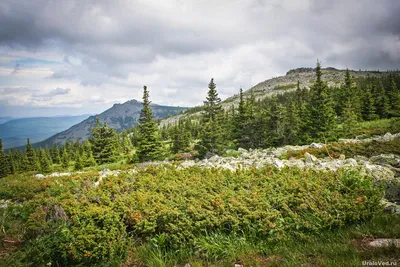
24;138;38;172
303;61;337;142
196;79;224;157
0;139;11;178
0;166;384;266
90;118;119;164
136;86;163;162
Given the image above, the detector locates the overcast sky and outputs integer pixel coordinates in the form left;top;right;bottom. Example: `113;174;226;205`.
0;0;399;117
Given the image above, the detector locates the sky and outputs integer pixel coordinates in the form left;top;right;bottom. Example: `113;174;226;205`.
0;0;399;117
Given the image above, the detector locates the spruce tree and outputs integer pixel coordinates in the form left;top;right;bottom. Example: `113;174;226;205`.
0;139;11;178
389;77;400;116
171;126;191;154
283;99;300;144
361;82;377;121
38;148;52;173
61;148;69;169
374;81;390;118
196;78;224;157
305;61;337;142
24;138;38;171
74;153;84;171
135;86;163;162
233;88;250;149
90;119;119;164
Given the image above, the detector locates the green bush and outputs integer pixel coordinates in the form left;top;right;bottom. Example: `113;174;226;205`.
0;166;384;266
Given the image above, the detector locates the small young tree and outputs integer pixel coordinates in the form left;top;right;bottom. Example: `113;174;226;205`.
135;86;163;162
90;118;119;164
61;148;69;169
24;138;38;171
74;153;84;171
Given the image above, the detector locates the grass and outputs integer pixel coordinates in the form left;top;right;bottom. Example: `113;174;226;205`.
287;136;400;159
273;83;297;91
121;214;400;267
349;118;400;138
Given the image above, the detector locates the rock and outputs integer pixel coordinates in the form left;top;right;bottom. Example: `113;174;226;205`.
355;134;369;140
220;163;236;172
310;143;323;148
344;158;358;167
208;155;221;163
35;174;45;178
382;132;393;141
370;154;400;166
339;154;346;160
368;239;400;248
304;152;318;163
354;155;368;163
238;148;248;153
364;163;395;180
273;159;285;169
205;151;216;159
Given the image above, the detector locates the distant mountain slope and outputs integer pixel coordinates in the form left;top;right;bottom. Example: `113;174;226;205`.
160;68;399;126
0;117;14;124
0;115;90;149
32;99;188;147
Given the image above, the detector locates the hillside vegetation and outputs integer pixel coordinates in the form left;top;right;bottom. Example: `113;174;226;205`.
1;62;400;266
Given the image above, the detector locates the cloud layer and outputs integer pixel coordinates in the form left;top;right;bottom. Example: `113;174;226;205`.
0;0;399;116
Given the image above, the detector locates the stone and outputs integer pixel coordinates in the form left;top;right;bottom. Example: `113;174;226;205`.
368;239;400;248
273;159;285;169
220;163;236;172
370;154;400;166
35;174;45;178
310;143;323;148
339;154;346;160
238;148;248;153
304;152;318;162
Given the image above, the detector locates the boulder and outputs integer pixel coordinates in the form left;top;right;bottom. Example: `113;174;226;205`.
310;143;323;148
368;239;400;248
304;152;318;163
35;174;45;178
273;159;285;169
370;154;400;166
238;148;248;153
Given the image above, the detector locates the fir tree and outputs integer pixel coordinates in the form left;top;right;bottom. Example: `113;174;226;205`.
90;119;119;164
374;81;390;118
135;86;163;162
196;79;224;157
84;151;97;167
24;138;38;171
305;61;337;142
171;126;191;154
342;99;358;136
361;82;377;121
38;148;52;173
61;148;69;169
0;139;11;178
74;153;84;171
283;99;300;144
389;77;400;116
233;88;250;149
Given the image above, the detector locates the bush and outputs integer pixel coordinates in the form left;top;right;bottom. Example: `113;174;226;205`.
1;166;384;265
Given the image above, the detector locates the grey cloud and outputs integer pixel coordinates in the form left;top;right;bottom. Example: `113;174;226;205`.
31;87;71;97
0;0;400;115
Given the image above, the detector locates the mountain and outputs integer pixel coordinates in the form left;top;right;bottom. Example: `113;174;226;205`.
0;115;91;149
31;99;188;148
0;117;15;124
160;67;399;126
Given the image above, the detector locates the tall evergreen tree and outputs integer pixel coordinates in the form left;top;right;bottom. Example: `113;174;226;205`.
361;81;377;121
135;86;163;162
196;78;224;157
0;139;10;178
388;77;400;116
304;61;337;142
74;153;84;171
233;88;251;149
